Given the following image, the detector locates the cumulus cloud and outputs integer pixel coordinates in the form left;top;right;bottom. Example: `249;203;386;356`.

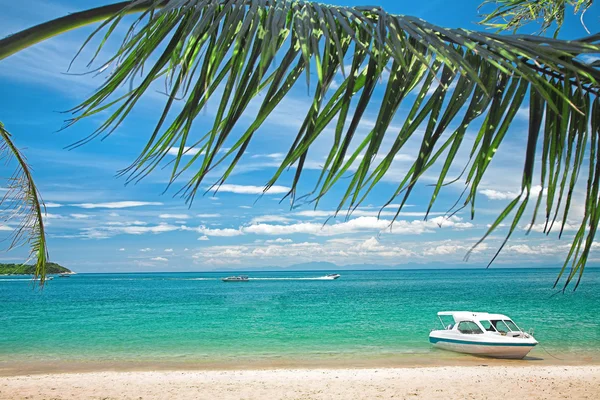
197;213;221;218
164;248;173;252
525;220;578;233
243;216;472;237
265;238;293;244
140;248;152;252
118;248;125;251
506;243;569;255
479;186;544;201
151;257;168;262
198;235;210;241
72;201;163;209
185;225;243;237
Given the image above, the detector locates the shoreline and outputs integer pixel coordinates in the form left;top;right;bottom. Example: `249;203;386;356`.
2;351;600;376
1;366;599;399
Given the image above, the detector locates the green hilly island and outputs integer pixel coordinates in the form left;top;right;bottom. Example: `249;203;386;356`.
0;262;72;275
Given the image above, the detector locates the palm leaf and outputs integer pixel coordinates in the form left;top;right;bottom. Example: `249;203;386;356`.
0;122;48;286
1;0;600;289
479;0;594;36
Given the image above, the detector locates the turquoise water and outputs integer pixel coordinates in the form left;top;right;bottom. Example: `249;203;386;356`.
1;269;599;365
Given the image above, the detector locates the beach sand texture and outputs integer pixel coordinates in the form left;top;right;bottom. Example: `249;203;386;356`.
1;366;599;399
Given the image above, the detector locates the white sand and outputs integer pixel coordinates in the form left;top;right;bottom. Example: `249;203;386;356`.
1;366;599;399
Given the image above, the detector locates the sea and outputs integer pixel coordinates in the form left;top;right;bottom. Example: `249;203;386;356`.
1;268;599;367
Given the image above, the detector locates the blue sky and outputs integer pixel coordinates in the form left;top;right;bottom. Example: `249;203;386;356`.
1;0;599;272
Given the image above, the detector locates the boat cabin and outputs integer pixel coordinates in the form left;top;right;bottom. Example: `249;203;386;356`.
437;311;524;337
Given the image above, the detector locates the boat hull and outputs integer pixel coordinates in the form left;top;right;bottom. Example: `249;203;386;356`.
429;334;537;359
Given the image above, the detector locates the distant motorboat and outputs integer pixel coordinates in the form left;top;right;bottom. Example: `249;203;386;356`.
429;311;538;359
221;275;249;282
58;273;71;278
324;273;340;280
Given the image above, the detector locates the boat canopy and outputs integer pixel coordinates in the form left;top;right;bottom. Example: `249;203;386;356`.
437;311;511;323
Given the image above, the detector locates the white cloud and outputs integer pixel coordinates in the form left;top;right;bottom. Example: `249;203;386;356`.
479;186;544;201
296;210;445;218
198;235;210;241
239;205;252;209
72;201;163;209
109;212;120;217
160;213;189;219
186;225;243;237
45;202;62;208
243;216;472;237
251;153;284;159
479;189;520;200
197;213;221;218
151;257;168;262
119;248;125;251
106;221;147;226
525;220;579;233
140;248;152;252
167;146;200;156
265;238;293;244
70;213;90;219
83;224;180;238
212;184;290;195
164;248;173;253
251;215;293;224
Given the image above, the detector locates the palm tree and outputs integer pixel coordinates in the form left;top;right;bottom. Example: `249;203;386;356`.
0;0;598;289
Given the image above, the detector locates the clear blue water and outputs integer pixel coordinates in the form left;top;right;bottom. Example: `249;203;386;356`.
1;269;599;364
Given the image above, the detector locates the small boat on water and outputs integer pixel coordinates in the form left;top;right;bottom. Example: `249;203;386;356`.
58;273;70;278
221;275;249;282
324;273;341;280
429;311;537;359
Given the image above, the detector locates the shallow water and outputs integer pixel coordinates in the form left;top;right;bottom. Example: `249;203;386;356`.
1;268;599;365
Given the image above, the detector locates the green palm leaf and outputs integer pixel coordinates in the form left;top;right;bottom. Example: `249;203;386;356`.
0;123;48;286
0;0;599;289
479;0;594;36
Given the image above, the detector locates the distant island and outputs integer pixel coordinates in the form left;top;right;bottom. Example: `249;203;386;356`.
0;262;72;275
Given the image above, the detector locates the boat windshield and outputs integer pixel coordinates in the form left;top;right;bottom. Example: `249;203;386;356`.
457;321;483;334
491;320;520;333
504;320;520;332
479;320;496;332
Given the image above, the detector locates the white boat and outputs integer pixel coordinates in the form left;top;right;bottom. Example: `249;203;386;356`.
324;273;340;280
429;311;538;359
221;275;249;282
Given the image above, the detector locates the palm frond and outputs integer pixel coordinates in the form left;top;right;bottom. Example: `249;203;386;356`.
0;122;48;286
12;0;600;289
479;0;594;36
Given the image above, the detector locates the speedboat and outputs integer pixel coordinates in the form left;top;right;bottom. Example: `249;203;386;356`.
324;273;340;280
221;275;249;282
429;311;538;359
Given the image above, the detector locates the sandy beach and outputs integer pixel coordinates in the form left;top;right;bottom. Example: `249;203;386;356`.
1;366;599;399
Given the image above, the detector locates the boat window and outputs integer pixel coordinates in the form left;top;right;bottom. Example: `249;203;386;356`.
504;320;520;332
491;320;511;333
479;320;496;332
457;321;483;334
